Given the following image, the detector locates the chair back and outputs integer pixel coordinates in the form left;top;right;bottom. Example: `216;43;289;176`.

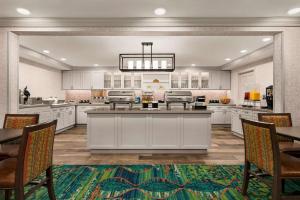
3;114;39;129
258;113;292;127
16;120;57;185
258;113;293;142
241;119;280;176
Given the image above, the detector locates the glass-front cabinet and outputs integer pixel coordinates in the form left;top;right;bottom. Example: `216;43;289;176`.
191;72;200;89
113;73;122;89
123;73;132;89
170;73;180;89
180;72;189;89
104;72;112;89
201;72;210;89
133;73;142;89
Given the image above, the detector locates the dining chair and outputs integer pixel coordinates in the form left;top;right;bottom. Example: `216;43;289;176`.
241;118;300;200
0;120;57;200
0;114;39;161
258;113;300;153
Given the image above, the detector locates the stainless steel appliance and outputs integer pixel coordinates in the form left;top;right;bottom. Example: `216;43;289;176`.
266;85;273;109
107;91;135;110
165;91;193;110
194;96;207;110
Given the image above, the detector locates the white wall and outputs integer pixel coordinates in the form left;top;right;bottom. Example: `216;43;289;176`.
231;61;273;104
19;62;65;99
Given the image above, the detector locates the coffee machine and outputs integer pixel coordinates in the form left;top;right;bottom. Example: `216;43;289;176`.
266;85;273;109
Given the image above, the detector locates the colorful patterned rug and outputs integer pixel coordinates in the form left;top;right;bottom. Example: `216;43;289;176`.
1;164;300;199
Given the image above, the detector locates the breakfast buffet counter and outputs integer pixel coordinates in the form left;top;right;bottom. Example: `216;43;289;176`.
86;108;212;153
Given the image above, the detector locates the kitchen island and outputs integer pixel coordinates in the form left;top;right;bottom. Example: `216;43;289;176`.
86;108;213;153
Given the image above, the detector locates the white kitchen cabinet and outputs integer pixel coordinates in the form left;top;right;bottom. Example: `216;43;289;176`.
201;72;210;89
104;72;113;89
231;109;242;135
210;71;221;89
123;73;132;89
76;106;103;124
208;106;232;125
209;71;231;90
20;106;75;132
190;72;200;89
52;108;64;130
91;71;104;89
170;73;180;89
133;73;142;89
72;71;83;89
231;108;270;137
65;106;76;127
220;71;231;90
180;72;189;89
113;73;122;89
62;71;73;90
118;114;148;149
18;107;53;124
82;71;92;89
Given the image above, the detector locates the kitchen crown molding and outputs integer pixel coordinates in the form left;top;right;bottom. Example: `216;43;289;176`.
0;17;300;28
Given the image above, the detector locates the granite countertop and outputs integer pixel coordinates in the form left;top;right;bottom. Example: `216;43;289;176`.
86;107;213;114
233;106;273;112
207;103;236;106
19;104;50;109
19;103;75;109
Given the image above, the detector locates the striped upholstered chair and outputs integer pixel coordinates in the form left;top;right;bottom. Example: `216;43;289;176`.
258;113;300;153
241;119;300;200
0;114;39;161
0;120;57;200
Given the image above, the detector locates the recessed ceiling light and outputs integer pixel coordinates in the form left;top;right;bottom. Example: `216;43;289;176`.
240;49;248;54
191;64;196;67
225;58;231;61
288;8;300;15
16;8;31;15
93;64;99;67
43;50;50;54
60;58;67;61
154;8;166;16
262;37;272;42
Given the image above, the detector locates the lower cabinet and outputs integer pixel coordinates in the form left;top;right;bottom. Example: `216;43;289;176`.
19;106;75;132
231;108;270;137
208;106;232;125
76;106;107;124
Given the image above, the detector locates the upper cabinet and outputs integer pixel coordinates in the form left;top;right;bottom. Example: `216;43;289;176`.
200;72;210;89
210;71;231;90
62;70;231;90
103;72;112;89
62;71;104;90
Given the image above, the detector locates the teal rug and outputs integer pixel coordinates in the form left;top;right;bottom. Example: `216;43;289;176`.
1;164;300;199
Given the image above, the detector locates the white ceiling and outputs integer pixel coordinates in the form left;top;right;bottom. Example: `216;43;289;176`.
0;0;300;18
20;36;273;67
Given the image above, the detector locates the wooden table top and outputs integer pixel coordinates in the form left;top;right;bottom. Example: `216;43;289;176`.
277;127;300;141
0;129;23;144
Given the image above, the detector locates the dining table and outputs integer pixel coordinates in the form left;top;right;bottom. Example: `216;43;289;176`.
0;128;23;144
277;126;300;141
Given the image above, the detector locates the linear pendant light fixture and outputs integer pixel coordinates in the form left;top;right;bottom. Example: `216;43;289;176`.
119;42;175;72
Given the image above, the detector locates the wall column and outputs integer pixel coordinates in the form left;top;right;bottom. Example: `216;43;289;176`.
0;31;9;126
282;28;300;126
0;31;19;125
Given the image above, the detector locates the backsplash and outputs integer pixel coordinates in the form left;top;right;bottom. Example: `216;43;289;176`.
66;89;230;103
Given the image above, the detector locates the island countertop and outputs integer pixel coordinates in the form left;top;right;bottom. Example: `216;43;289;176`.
86;108;213;114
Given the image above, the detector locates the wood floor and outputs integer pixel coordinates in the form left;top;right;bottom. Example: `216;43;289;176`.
53;126;245;165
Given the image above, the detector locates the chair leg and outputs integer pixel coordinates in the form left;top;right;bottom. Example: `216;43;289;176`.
5;190;11;200
242;161;250;196
272;176;282;200
282;179;285;193
15;186;25;200
46;167;56;200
